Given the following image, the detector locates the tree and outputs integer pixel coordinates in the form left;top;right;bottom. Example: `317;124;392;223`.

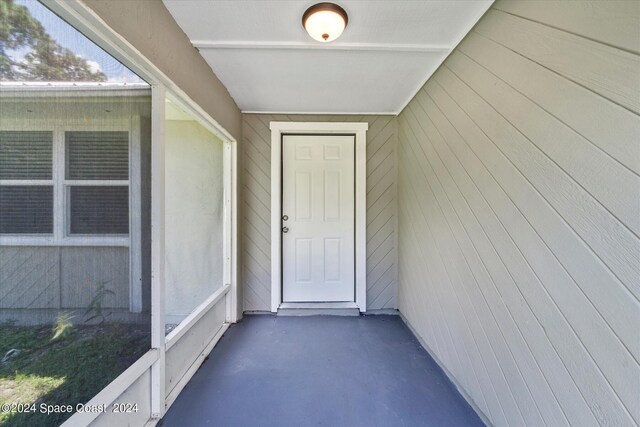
0;0;106;81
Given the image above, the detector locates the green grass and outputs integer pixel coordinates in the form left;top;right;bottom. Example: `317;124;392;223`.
0;321;149;427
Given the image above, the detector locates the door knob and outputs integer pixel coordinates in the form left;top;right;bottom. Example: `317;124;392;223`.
282;226;289;233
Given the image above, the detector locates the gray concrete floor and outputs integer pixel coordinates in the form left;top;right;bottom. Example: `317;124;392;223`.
161;315;484;427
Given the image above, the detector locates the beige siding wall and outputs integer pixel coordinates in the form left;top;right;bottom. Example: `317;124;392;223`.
241;114;398;311
397;1;640;426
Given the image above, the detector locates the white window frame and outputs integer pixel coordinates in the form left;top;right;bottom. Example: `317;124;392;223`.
0;119;137;246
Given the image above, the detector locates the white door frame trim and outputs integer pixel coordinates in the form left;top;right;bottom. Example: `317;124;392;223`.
270;122;368;313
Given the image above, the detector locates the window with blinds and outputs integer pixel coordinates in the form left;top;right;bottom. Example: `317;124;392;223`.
0;130;130;236
0;131;53;180
65;131;130;235
0;186;54;234
66;131;129;180
0;131;54;234
69;186;129;234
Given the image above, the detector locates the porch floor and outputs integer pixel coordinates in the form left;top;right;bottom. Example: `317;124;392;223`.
161;315;484;426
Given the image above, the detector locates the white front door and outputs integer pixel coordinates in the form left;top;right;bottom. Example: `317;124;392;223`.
282;134;355;302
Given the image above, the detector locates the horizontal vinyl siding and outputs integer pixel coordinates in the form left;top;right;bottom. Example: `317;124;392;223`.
396;1;640;426
241;114;398;312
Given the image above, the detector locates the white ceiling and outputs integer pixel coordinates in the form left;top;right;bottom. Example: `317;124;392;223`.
163;1;492;114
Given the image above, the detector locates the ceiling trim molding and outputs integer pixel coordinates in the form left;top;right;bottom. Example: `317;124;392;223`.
242;110;398;116
193;41;451;53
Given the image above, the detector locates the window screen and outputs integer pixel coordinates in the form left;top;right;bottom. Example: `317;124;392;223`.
0;1;151;423
164;99;225;332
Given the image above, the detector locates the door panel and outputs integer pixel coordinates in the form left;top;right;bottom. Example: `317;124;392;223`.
295;238;312;283
282;134;355;302
294;171;312;221
324;170;341;221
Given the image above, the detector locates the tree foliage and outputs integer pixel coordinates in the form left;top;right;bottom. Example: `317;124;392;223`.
0;0;106;81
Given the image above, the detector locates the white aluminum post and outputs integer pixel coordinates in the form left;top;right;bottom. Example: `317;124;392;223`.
150;85;166;419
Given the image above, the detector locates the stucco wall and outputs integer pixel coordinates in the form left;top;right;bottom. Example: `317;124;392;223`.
164;120;225;323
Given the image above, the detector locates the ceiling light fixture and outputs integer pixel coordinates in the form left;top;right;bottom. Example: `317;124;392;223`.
302;2;348;43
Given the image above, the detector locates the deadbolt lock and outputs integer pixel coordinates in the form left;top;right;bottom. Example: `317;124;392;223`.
282;215;289;221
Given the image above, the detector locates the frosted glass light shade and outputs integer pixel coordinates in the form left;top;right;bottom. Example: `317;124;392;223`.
303;3;348;43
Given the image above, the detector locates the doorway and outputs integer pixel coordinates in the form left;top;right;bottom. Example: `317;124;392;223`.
269;122;368;312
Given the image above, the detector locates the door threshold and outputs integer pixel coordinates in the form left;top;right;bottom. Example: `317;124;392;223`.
278;302;360;317
280;302;358;309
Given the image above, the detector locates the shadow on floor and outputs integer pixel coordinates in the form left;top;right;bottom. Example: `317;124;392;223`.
161;315;484;427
